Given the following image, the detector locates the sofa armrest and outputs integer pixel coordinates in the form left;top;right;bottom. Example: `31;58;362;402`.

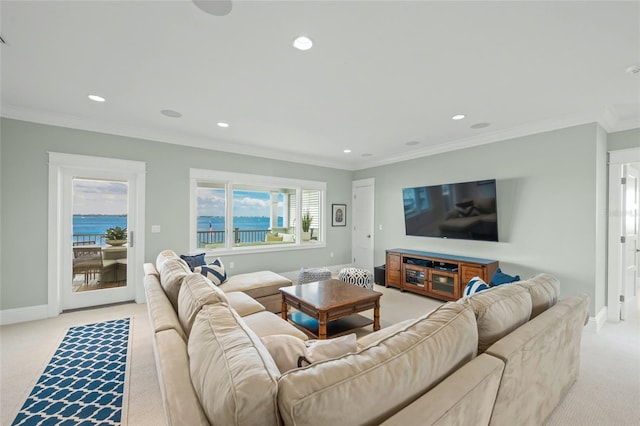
153;329;210;426
144;262;159;277
485;294;589;426
379;354;504;426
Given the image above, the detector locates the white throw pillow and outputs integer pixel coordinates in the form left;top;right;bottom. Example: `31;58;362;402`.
261;333;357;374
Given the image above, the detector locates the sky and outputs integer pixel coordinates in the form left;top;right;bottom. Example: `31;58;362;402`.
73;179;128;215
198;189;284;217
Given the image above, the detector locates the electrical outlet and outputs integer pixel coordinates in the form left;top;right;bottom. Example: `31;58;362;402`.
330;252;334;258
151;225;161;233
229;261;235;269
379;224;383;230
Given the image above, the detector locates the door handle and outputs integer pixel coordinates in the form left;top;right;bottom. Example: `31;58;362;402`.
129;231;134;247
367;235;371;238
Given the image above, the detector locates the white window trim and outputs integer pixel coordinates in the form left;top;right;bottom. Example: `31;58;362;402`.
189;169;327;255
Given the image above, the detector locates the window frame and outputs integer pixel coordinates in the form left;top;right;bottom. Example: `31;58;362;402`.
189;168;327;255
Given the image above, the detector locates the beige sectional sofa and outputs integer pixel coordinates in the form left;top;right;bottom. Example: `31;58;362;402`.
144;250;589;426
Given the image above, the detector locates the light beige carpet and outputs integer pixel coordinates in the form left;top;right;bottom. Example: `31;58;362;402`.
1;285;639;425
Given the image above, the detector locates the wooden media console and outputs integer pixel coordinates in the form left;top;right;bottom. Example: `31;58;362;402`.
385;249;499;301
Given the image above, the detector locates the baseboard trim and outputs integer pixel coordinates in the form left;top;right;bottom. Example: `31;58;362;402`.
0;304;51;325
585;306;607;333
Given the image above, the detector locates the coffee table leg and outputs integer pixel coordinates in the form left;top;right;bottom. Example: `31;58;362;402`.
281;296;287;320
319;312;328;339
373;301;380;332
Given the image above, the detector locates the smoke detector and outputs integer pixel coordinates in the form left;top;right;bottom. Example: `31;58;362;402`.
625;64;640;75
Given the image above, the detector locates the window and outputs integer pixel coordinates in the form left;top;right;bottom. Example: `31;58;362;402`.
190;169;326;253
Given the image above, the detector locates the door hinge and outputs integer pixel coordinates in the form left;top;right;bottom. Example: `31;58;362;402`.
620;295;625;302
621;236;626;243
621;177;627;185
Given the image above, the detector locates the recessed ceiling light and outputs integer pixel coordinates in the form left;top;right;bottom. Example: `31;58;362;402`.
470;122;491;129
88;94;105;102
405;141;420;146
625;64;640;75
293;36;313;51
452;114;465;120
193;0;232;16
217;122;229;128
343;149;351;154
160;109;182;118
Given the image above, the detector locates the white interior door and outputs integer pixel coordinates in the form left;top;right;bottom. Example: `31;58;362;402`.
352;179;375;272
48;153;146;314
621;165;639;320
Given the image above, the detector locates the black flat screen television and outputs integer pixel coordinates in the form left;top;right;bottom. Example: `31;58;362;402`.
402;179;499;242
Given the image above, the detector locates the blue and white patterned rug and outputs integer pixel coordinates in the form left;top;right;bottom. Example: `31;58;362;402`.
12;318;131;426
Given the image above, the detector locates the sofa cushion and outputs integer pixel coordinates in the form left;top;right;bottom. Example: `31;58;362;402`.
144;277;187;342
516;273;560;318
219;270;292;299
458;284;532;353
225;291;266;317
242;311;309;341
277;303;478;426
156;249;180;270
158;258;192;311
261;333;357;374
178;273;228;336
189;303;281;426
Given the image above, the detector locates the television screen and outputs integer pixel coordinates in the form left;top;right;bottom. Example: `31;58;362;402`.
402;179;498;242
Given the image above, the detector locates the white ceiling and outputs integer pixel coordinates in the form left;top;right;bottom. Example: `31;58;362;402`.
1;1;639;170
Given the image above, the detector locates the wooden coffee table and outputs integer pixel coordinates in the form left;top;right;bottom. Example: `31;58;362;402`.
280;279;382;339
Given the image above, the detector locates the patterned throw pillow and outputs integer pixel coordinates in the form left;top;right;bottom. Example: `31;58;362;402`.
180;253;206;270
463;276;490;297
193;258;228;285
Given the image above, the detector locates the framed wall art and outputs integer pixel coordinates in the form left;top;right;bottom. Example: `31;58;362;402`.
332;204;346;227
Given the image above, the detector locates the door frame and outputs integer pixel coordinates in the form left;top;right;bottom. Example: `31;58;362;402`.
607;147;640;322
351;178;375;272
47;152;146;316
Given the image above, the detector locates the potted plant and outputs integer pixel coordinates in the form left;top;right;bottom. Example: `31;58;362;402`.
301;211;312;241
105;226;127;246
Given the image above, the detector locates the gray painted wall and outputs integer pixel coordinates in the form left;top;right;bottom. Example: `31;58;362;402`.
0;118;352;310
354;124;607;316
608;128;640;151
1;117;634;315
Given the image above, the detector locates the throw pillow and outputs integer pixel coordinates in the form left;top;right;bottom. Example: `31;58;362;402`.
490;268;521;286
463;276;490;297
180;253;206;270
261;333;357;374
193;258;228;285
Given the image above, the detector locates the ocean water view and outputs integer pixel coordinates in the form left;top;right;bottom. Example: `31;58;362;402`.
73;215;128;236
73;215;284;245
197;216;283;232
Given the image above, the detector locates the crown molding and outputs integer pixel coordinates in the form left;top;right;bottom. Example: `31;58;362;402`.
2;104;637;172
0;105;356;170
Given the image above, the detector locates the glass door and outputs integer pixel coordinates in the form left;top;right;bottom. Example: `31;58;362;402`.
51;154;144;312
71;178;129;294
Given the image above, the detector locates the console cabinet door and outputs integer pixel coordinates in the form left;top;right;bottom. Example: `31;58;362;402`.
460;264;485;285
429;270;459;300
386;253;401;288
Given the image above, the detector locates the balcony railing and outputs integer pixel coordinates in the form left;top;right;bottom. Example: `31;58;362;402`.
197;228;271;247
73;233;107;246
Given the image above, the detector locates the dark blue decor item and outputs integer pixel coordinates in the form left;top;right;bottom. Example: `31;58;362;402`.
180;253;206;270
12;318;130;426
490;268;521;286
